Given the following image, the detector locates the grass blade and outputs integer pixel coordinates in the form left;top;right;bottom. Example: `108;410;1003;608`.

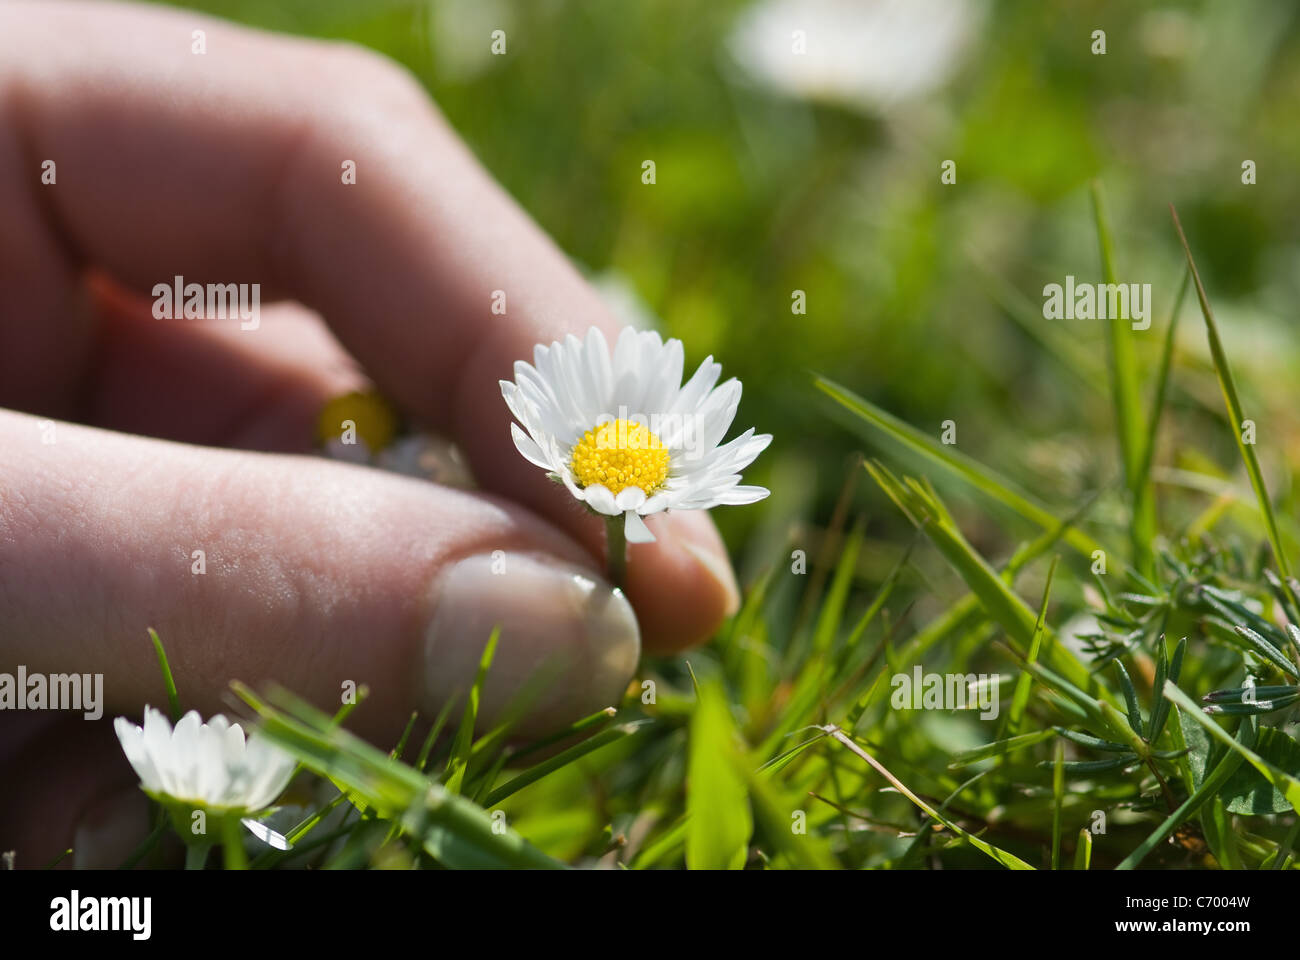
816;376;1110;562
687;681;753;869
147;628;182;722
865;461;1103;696
1074;828;1092;870
233;683;563;869
823;725;1034;870
481;721;644;807
948;729;1055;769
1051;739;1064;869
1170;204;1292;577
1091;181;1152;575
1003;555;1059;738
1133;267;1190;512
811;514;865;654
444;628;499;795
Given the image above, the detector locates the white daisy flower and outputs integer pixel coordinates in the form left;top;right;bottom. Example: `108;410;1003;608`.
500;326;771;547
113;706;296;815
728;0;985;114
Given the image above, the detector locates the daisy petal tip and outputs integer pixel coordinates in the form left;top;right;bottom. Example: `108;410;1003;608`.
624;510;657;543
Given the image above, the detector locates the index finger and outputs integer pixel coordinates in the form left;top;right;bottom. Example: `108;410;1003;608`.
0;0;742;650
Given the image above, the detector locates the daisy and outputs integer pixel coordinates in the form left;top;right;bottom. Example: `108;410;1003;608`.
728;0;985;114
316;389;399;462
500;326;770;575
114;706;296;819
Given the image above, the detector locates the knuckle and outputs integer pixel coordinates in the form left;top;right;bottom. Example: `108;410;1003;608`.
306;39;432;125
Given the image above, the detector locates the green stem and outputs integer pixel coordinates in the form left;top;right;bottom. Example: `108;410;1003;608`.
185;843;210;870
605;515;627;589
222;816;249;870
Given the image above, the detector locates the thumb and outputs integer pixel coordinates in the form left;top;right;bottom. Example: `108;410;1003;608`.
0;408;640;743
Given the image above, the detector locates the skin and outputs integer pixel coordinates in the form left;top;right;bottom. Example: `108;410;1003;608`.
0;0;742;866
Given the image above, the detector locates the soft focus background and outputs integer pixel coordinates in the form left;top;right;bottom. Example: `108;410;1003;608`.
132;0;1300;868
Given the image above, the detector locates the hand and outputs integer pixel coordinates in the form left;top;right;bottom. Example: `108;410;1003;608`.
0;0;740;867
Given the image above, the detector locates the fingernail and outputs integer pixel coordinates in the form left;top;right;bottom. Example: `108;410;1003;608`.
74;784;150;869
424;553;640;735
669;513;741;617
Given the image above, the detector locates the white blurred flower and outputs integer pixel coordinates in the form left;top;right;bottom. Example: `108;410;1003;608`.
728;0;984;113
501;327;770;544
114;707;295;814
322;435;372;465
429;0;514;82
375;433;475;487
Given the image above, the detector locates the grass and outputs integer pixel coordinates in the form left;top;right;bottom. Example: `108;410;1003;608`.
112;203;1300;871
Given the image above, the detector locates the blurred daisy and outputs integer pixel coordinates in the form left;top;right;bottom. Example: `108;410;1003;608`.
500;327;771;554
316;389;399;465
316;389;475;486
728;0;984;113
114;707;295;818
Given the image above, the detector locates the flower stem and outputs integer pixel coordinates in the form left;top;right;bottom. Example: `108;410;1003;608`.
604;515;627;589
222;816;249;870
185;842;211;870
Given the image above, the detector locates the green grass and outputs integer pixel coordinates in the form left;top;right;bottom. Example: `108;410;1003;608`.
109;208;1300;870
96;0;1300;871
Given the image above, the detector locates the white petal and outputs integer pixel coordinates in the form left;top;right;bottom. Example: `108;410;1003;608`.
696;378;743;452
639;493;671;514
223;722;246;770
500;380;541;438
195;718;228;804
669;356;722;417
711;484;771;505
583;327;614;408
142;705;173;755
583;484;620;515
615;486;647;511
624;510;656;543
113;717;143;763
558;465;586;502
511;423;554;469
641;337;684;416
153;710;190;799
611;327;649;411
543;336;601;434
676;429;771;477
516;361;581;445
242;736;296;809
560;333;599;417
115;717;162;794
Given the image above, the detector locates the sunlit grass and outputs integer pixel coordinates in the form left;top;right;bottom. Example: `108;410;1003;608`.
112;205;1300;870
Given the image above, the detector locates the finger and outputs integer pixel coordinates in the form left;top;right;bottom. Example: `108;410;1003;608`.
86;275;367;451
0;409;641;748
0;0;741;651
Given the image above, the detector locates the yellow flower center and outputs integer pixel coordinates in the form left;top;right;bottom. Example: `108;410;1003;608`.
315;389;398;451
570;419;670;496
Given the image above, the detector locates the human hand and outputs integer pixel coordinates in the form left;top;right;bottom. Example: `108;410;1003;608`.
0;0;741;867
